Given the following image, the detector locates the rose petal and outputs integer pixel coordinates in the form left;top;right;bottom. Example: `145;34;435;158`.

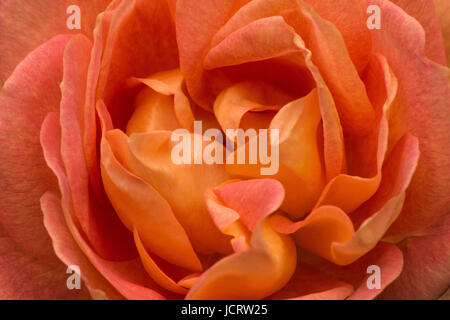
208;0;375;136
302;242;404;300
226;89;325;218
84;0;178;202
302;0;371;72
0;0;111;84
379;213;450;299
434;0;450;64
271;133;419;266
270;206;355;264
134;230;190;295
176;0;251;109
268;264;354;300
119;130;233;255
361;0;450;237
186;217;297;299
0;223;90;300
127;69;195;132
41;112;174;300
101;129;202;271
41;191;123;300
213;179;285;232
61;34;135;261
390;0;447;65
313;53;397;213
0;35;71;262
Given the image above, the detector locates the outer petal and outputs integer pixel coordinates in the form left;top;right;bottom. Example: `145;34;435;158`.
301;242;404;300
0;224;90;300
379;213;450;300
0;0;111;84
390;0;447;66
361;0;450;237
0;35;71;262
268;264;354;300
41;192;123;300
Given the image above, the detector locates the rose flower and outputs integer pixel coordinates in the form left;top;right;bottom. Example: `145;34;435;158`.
0;0;449;300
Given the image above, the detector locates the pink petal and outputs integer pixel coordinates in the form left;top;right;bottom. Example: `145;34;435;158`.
60;34;135;260
214;179;285;231
269;264;354;300
390;0;447;65
41;191;123;299
302;242;404;300
379;213;450;299
0;35;71;262
361;0;450;237
0;0;111;84
0;224;91;300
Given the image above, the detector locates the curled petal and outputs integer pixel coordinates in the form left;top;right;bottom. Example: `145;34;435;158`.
186;217;297;300
127;69;195;132
314;53;397;213
119;130;233;255
100;129;202;271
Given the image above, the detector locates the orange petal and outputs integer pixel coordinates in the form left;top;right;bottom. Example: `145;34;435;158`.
314;53;398;213
210;0;375;136
125;131;233;255
41;112;173;300
186;217;297;299
134;230;191;295
127;69;195;132
435;0;450;64
100;130;202;271
226;89;325;218
213;81;292;133
302;0;371;72
271;206;354;264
